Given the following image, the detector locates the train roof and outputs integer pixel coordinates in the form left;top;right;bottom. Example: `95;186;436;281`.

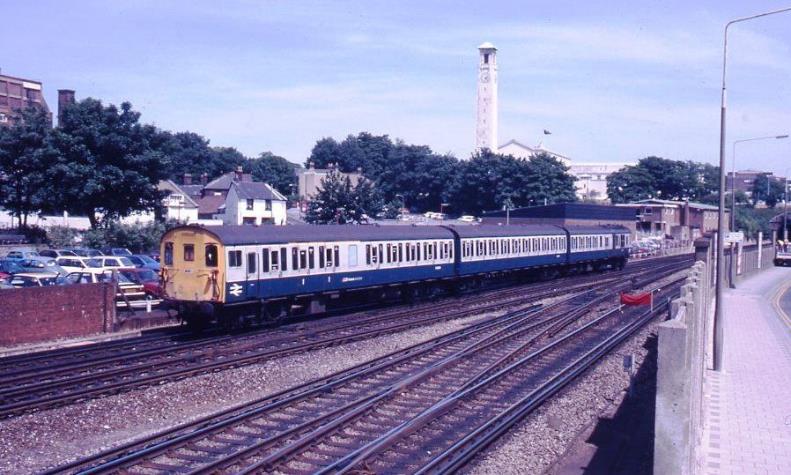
181;224;455;245
445;224;564;238
565;225;630;235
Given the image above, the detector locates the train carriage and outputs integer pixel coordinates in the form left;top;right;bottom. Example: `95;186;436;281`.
566;226;630;269
161;225;456;326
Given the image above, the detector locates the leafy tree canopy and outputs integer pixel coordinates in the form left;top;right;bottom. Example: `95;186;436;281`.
606;156;719;204
751;173;785;208
244;152;300;196
304;170;383;224
46;98;168;228
0;106;57;227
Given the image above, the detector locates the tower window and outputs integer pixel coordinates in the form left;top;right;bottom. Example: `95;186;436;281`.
483;53;489;64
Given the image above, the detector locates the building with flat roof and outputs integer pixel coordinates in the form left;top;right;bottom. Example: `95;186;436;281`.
481;203;637;235
0;71;51;125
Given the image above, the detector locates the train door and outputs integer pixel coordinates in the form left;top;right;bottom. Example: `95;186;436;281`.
245;248;260;299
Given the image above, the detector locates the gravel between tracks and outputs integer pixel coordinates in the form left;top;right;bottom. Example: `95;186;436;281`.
462;313;661;475
0;311;496;474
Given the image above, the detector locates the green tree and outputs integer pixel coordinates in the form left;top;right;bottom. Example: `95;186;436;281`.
46;98;168;228
160;132;246;181
304;171;383;224
0;107;57;227
244;152;300;195
751;173;785;208
606;156;720;204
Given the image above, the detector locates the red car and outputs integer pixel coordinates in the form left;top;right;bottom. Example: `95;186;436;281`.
119;268;162;297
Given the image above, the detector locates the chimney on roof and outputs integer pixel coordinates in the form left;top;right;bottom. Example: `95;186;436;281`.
57;89;76;127
183;173;192;186
234;166;243;182
200;172;208;185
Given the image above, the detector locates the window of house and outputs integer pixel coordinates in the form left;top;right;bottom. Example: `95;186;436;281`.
228;250;242;267
483;53;489;64
246;199;254;210
184;244;195;261
164;242;174;265
349;245;358;267
262;249;270;273
265;200;272;211
247;252;257;273
205;244;218;267
242;217;256;225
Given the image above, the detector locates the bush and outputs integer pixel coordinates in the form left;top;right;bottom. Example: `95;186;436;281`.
81;220;180;253
46;226;81;248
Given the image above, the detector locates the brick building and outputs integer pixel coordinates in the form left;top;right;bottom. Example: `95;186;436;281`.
0;71;51;126
617;199;727;240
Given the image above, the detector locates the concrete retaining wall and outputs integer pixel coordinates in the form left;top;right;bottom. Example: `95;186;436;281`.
654;237;773;474
0;283;116;346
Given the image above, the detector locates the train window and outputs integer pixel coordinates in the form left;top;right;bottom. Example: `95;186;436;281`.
164;242;174;265
378;244;384;265
366;244;372;265
349;245;358;267
184;244;195;262
292;248;298;270
319;246;325;268
334;246;339;267
299;250;307;269
416;242;421;261
268;250;276;272
247;252;256;273
280;247;287;271
406;243;412;262
433;242;438;260
398;243;403;262
308;247;315;269
386;244;392;264
228;250;242;267
206;244;218;267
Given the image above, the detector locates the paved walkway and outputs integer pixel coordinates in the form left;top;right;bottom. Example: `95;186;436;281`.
702;267;791;475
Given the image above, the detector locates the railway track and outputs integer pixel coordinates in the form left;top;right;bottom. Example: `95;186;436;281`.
47;267;685;474
0;257;690;419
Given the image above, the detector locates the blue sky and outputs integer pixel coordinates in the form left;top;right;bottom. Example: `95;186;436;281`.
4;0;791;174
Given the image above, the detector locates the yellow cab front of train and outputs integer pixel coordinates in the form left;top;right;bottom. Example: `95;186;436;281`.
160;226;226;309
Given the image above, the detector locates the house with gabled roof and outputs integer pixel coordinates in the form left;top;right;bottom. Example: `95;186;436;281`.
224;181;287;225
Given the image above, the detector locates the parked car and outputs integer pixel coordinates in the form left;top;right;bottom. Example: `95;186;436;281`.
18;258;67;275
38;249;78;258
56;256;105;274
458;215;478;223
68;248;103;257
127;254;160;271
4;249;40;261
0;259;25;278
101;247;133;256
63;270;154;308
119;268;162;297
8;272;59;288
95;256;136;269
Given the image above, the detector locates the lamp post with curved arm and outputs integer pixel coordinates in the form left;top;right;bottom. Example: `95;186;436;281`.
714;6;791;371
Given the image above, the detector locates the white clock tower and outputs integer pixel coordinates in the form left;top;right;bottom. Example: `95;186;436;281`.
475;42;498;151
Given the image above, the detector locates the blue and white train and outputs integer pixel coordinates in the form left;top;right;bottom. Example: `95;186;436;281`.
160;224;630;327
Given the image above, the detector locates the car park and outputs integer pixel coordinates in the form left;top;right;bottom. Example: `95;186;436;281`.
127;254;160;271
38;249;78;258
56;257;105;274
63;270;157;308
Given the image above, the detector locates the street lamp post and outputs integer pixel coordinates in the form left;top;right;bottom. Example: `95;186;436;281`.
731;135;789;230
784;168;790;241
714;6;791;372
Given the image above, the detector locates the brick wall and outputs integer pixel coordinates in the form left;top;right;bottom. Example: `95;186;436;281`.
0;283;116;346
